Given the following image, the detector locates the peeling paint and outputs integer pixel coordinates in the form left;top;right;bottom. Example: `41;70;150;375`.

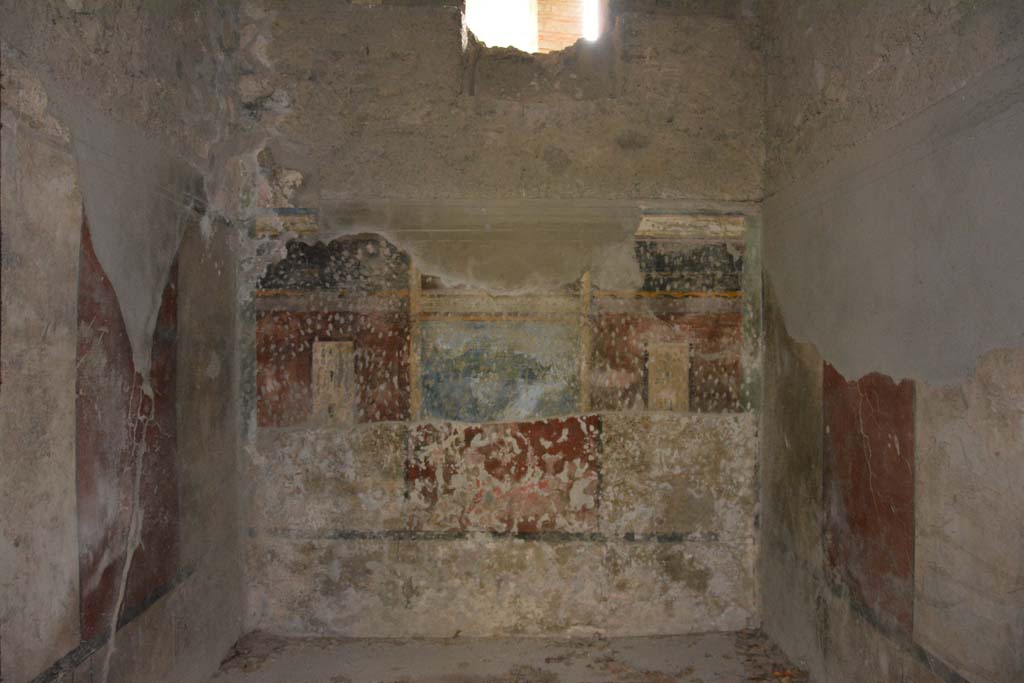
244;218;761;637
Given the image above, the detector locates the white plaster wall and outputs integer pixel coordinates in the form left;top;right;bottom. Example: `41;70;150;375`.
764;56;1024;383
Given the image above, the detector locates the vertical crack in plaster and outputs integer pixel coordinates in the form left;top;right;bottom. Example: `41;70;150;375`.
100;392;153;683
855;385;882;514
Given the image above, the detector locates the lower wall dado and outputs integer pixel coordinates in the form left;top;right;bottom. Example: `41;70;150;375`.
247;413;757;637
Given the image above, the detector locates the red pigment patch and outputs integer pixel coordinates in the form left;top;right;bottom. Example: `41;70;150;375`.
256;309;410;426
823;362;915;632
407;416;602;534
590;312;742;412
76;220;179;641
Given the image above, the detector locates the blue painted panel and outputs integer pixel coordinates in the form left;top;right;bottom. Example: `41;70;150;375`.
420;320;579;422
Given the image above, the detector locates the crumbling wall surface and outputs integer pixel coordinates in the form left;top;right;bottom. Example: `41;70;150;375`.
237;0;766;640
247;415;759;638
763;0;1024;194
762;287;1024;682
46;221;242;683
760;287;957;683
250;0;763;203
760;2;1024;682
0;3;246;681
244;213;762;638
758;285;825;676
0;0;237;169
1;0;241;384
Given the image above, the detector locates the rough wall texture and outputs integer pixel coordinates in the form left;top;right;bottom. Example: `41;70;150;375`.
761;285;957;683
64;221;244;683
758;283;824;673
1;0;767;672
0;0;239;169
760;2;1024;681
763;0;1023;194
245;214;762;638
0;0;240;384
0;3;246;681
762;286;1024;682
238;0;766;640
13;1;1021;681
249;0;763;204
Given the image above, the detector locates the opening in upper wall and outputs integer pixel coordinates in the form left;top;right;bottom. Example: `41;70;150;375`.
465;0;605;54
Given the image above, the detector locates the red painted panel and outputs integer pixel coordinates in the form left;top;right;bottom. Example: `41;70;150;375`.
508;415;602;534
256;309;410;426
407;416;602;534
76;221;179;641
590;312;654;411
823;362;915;632
590;312;743;412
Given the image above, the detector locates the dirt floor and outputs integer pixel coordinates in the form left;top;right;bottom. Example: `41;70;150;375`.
209;629;808;683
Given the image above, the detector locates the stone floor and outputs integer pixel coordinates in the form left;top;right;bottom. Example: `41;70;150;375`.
209;630;808;683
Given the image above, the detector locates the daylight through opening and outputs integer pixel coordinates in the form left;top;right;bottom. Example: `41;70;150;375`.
465;0;603;54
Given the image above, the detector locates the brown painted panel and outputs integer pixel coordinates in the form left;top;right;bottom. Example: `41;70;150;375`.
256;309;410;427
823;362;915;632
675;311;743;355
689;356;742;413
76;221;179;641
590;313;655;411
407;416;601;534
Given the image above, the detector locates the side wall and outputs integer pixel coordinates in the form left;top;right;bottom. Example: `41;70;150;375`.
760;2;1024;682
1;67;83;683
0;2;245;680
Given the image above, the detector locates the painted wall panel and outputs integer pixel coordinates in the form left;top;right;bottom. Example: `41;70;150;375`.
246;217;760;638
407;416;601;535
822;363;915;632
420;321;580;422
256;309;410;426
76;222;180;642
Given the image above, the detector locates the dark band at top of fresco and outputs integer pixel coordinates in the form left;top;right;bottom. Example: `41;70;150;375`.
257;236;410;293
635;241;744;293
420;274;581;295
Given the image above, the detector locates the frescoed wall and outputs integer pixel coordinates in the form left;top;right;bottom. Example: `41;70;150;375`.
246;209;761;637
